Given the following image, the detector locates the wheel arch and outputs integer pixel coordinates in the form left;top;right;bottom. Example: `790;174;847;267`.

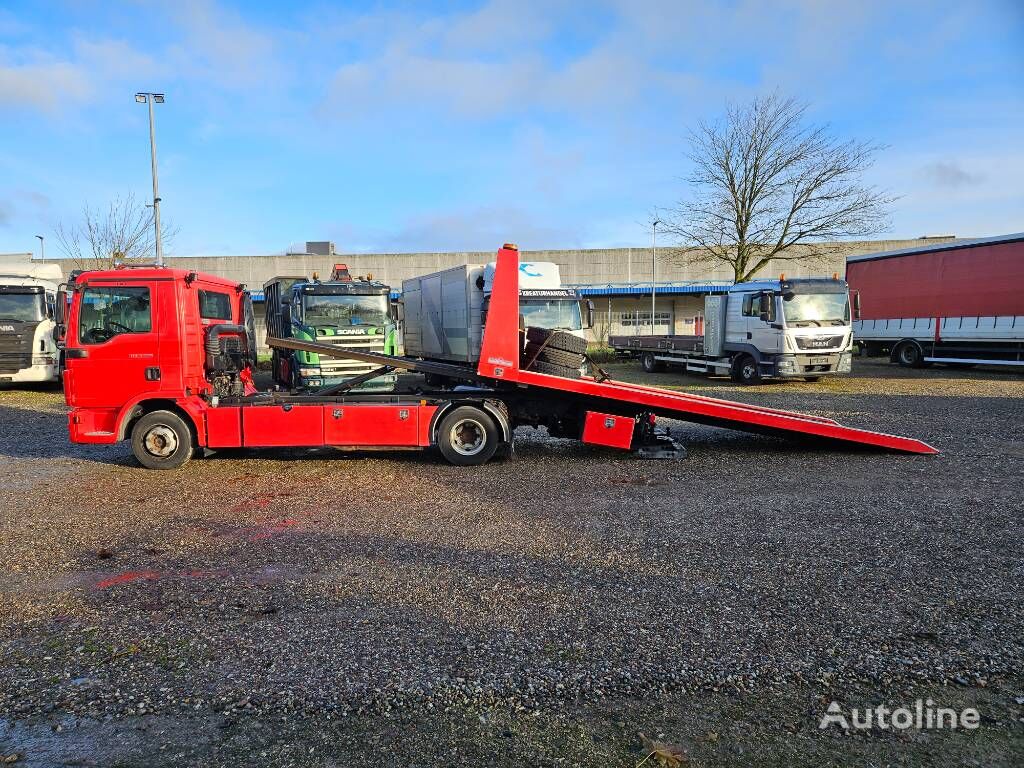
891;338;923;364
117;398;203;444
428;399;512;445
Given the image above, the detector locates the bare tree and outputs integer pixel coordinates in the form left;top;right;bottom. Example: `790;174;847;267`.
55;194;177;270
663;93;893;283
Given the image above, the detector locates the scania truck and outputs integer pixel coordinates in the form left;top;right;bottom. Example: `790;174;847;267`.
0;259;62;385
264;263;398;390
609;277;855;384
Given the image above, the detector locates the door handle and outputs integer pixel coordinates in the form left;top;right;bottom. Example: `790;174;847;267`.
145;366;161;381
65;348;88;359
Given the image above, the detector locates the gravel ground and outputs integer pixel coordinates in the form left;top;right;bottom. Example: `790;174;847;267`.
1;359;1022;766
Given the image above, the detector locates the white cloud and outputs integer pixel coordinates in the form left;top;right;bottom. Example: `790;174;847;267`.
0;56;92;111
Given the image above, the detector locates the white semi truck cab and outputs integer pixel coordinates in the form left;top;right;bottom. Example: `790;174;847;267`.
0;261;63;385
610;277;854;384
402;260;592;366
481;261;591;343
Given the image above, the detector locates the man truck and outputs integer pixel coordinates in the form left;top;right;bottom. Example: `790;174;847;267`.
848;233;1024;368
0;259;62;385
609;277;855;384
401;260;593;380
58;246;934;471
264;263;398;390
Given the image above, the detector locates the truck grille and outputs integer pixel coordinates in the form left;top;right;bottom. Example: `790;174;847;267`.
314;336;389;375
0;327;34;374
795;334;845;350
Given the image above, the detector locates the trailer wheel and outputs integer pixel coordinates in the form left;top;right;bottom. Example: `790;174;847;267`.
525;327;587;355
733;354;762;385
437;406;500;466
894;340;928;368
641;352;664;373
130;410;194;470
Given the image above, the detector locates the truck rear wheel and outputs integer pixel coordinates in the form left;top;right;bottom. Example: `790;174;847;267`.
437;406;500;466
130;410;194;470
641;352;664;373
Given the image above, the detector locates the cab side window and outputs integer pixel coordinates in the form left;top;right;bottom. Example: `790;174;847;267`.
78;286;152;344
199;290;232;320
741;294;756;317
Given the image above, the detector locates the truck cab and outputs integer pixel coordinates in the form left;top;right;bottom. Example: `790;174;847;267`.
481;261;591;343
0;261;62;385
264;264;398;390
723;277;854;381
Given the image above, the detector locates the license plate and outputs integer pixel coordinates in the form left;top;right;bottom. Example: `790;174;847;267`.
809;356;829;365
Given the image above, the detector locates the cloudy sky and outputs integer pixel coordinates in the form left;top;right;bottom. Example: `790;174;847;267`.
0;0;1021;256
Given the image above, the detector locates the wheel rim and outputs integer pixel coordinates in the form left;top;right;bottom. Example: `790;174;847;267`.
743;362;756;379
449;418;485;456
143;425;178;457
900;346;916;364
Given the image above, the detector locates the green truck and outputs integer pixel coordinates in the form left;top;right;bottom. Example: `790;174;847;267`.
263;264;398;390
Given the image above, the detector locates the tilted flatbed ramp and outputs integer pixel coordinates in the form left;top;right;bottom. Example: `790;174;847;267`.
271;245;937;455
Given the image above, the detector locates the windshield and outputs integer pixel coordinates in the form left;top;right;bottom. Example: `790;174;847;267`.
782;293;849;327
303;294;388;327
520;299;583;331
0;292;44;322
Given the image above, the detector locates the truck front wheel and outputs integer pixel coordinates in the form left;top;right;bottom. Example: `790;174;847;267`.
733;354;762;385
130;410;194;470
437;406;500;466
894;340;929;368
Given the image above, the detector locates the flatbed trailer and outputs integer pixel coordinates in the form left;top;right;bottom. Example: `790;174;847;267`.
61;246;936;469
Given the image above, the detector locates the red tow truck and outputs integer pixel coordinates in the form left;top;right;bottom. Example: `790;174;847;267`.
59;245;936;469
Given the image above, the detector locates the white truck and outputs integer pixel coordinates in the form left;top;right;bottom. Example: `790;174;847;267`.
401;259;592;366
0;259;63;385
609;278;855;384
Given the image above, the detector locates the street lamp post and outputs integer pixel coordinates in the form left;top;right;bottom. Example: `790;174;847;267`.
135;92;165;266
651;219;660;335
35;234;44;260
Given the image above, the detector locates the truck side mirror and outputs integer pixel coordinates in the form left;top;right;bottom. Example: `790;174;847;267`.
585;300;594;329
758;292;775;323
54;288;67;342
852;291;862;320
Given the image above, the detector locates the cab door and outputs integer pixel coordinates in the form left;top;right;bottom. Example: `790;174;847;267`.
749;293;782;354
64;280;161;411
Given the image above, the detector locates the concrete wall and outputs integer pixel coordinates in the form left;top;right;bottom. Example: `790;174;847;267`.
48;237;954;293
46;237;956;350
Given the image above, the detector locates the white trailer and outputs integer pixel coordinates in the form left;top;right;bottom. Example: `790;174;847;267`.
0;259;63;385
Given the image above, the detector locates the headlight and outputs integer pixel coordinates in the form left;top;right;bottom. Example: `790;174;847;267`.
777;358;796;370
838;354;852;373
32;355;56;366
299;367;319;376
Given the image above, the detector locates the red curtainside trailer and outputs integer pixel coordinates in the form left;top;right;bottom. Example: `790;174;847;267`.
849;233;1024;368
59;245;936;469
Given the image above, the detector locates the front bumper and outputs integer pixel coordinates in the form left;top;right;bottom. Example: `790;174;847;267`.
773;353;852;377
0;362;59;385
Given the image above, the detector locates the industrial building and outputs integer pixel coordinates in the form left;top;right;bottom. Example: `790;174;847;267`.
43;236;957;349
